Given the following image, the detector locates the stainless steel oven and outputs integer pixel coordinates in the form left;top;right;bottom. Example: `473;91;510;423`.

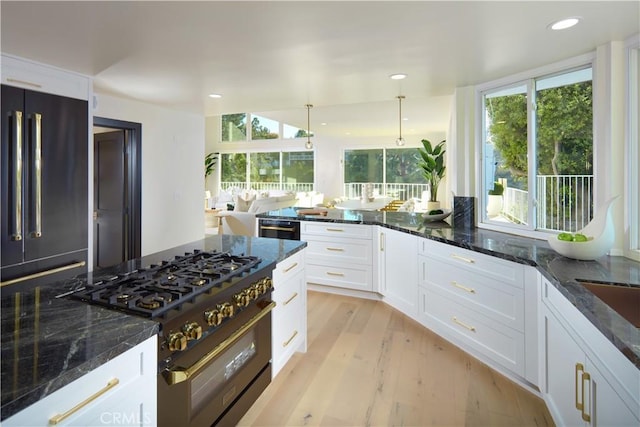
258;219;300;240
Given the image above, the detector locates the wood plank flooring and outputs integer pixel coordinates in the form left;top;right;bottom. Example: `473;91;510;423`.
239;291;554;427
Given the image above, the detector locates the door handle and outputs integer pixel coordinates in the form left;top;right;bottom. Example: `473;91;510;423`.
30;113;42;238
12;111;23;241
575;363;584;411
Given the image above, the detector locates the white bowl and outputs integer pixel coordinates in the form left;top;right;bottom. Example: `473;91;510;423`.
422;209;452;222
547;236;611;260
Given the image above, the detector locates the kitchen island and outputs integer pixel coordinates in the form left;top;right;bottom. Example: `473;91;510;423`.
258;207;639;368
0;234;306;422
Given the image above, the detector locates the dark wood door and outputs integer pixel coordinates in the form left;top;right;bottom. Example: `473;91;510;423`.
93;130;126;268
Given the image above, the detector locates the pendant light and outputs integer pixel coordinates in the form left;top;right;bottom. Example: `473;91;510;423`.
305;104;313;149
395;95;405;146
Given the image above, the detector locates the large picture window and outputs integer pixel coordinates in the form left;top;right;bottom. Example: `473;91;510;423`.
481;66;593;233
343;148;427;200
220;151;314;192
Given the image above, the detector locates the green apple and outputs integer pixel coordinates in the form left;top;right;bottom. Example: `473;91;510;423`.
557;232;574;242
573;233;588;242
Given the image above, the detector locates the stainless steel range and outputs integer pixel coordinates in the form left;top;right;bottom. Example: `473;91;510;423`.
70;250;276;427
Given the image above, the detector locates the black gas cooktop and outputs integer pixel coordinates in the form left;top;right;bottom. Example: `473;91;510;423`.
70;250;261;318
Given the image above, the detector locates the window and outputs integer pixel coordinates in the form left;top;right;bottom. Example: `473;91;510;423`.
250;114;279;140
343;148;427;200
481;66;593;233
627;39;640;260
221;113;247;142
221;112;312;142
220;151;314;192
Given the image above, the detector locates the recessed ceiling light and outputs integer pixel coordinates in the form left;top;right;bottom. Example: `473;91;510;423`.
321;122;327;126
549;17;581;31
389;73;407;80
208;93;222;98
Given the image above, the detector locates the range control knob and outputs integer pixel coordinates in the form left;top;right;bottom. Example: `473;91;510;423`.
204;308;223;326
218;302;234;318
247;286;259;299
251;283;263;297
167;332;187;352
182;322;202;340
234;291;251;307
261;277;273;291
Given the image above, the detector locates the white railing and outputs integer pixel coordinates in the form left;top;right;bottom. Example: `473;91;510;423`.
499;175;593;232
343;183;429;200
220;181;314;193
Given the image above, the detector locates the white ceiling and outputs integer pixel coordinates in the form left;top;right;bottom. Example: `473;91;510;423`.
1;1;638;139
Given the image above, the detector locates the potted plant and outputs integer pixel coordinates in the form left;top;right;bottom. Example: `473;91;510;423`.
487;181;504;217
205;152;218;178
417;139;446;211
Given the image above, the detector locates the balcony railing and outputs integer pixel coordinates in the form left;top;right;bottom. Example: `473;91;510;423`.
220;181;314;193
343;183;429;200
500;175;593;232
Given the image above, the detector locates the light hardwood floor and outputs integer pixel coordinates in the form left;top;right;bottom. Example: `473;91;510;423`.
239;291;554;427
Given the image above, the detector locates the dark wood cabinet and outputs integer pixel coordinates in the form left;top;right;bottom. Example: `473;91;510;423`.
1;84;88;287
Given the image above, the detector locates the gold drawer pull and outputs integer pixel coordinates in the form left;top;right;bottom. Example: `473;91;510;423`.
450;253;475;264
284;292;299;305
1;261;86;287
49;378;119;425
6;78;42;88
452;316;476;332
575;363;584;410
326;228;344;232
326;271;345;277
450;281;476;294
581;371;591;422
283;330;299;347
283;262;298;273
326;247;345;252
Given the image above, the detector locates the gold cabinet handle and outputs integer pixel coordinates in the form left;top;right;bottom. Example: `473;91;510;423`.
283;262;298;273
326;247;344;252
581;371;591;422
450;281;476;294
164;301;276;385
325;228;344;232
326;271;345;277
283;330;299;348
12;111;23;241
452;316;476;332
6;78;42;89
450;253;475;264
283;292;298;306
575;363;584;411
49;378;119;425
261;225;295;232
30;113;42;238
1;261;86;287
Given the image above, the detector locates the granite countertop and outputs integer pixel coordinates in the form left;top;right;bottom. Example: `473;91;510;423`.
0;234;307;421
258;207;640;368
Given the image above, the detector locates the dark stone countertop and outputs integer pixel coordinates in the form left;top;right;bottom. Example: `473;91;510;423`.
258;207;640;369
0;234;307;421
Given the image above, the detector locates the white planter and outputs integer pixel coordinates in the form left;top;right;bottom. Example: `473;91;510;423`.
487;195;503;217
426;201;441;211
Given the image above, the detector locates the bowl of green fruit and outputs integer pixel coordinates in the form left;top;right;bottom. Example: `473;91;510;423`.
422;208;452;222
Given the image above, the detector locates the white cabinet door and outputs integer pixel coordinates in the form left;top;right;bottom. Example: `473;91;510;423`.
378;227;418;318
543;308;587;427
587;356;639;427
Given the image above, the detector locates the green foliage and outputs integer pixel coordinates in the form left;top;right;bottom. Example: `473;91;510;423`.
488;181;504;196
221;113;247;141
344;149;384;183
487;81;593;182
221;153;247;182
251;117;279;139
205;152;218;178
417;139;446;202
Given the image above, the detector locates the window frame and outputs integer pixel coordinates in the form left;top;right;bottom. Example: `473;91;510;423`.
625;35;640;261
475;52;597;240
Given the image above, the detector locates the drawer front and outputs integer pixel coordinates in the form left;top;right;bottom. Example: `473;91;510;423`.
304;238;372;266
272;271;305;376
273;250;305;284
420;238;524;287
306;263;372;291
4;336;157;426
425;257;524;331
420;287;524;376
302;222;372;239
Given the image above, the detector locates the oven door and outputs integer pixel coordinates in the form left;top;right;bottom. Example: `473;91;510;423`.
258;219;300;240
158;300;274;427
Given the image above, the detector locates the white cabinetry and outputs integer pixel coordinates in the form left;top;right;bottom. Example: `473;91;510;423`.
541;278;639;426
417;238;535;381
378;227;419;319
271;249;307;378
301;222;375;294
4;335;157;426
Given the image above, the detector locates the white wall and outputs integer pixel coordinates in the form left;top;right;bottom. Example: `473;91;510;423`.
94;94;205;256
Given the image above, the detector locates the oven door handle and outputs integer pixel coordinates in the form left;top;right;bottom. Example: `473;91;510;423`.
163;301;276;386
